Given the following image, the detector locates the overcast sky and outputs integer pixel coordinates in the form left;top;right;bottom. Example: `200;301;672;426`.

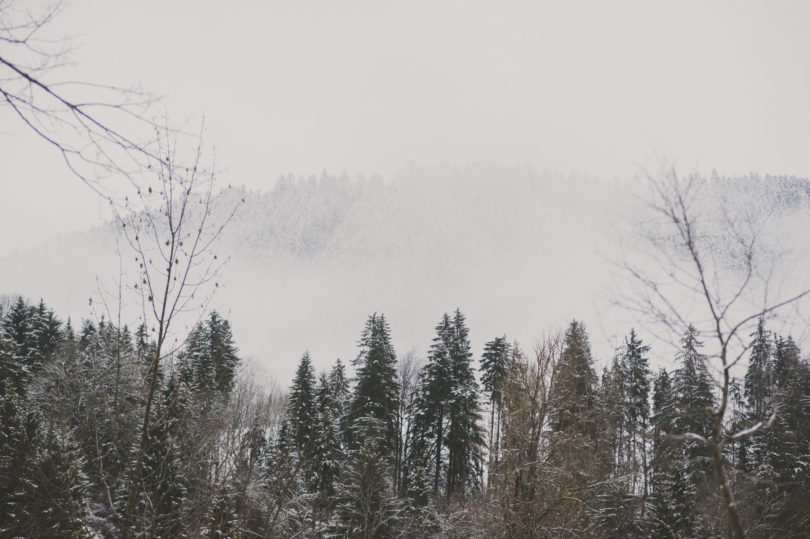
3;0;810;254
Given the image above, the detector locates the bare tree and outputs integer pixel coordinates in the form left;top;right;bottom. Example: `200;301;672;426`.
613;167;810;538
0;0;160;196
116;125;241;537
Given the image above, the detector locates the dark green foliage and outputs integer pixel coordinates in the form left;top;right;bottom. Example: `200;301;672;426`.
4;290;810;537
552;320;598;431
181;310;240;397
0;296;61;392
480;335;509;402
481;336;510;483
348;313;400;461
312;372;345;504
744;317;772;419
408;309;483;501
288;351;317;451
650;368;692;537
666;325;718;536
0;383;89;538
336;417;399;538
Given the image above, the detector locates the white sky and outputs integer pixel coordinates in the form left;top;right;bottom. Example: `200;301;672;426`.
2;1;810;382
2;1;810;255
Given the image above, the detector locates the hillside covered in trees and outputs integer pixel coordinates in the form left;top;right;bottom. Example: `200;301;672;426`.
5;168;810;384
2;294;810;537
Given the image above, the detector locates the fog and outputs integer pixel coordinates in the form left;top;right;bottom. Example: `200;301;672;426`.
3;163;810;384
2;2;810;383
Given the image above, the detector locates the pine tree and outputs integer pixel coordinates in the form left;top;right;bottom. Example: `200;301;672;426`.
336;417;399;538
329;358;351;445
0;383;89;537
127;377;189;538
285;352;317;484
0;319;23;392
620;329;651;496
480;335;510;483
348;313;400;464
744;317;772;420
30;298;62;366
671;325;716;536
181;311;240;397
760;335;810;533
312;372;345;507
549;320;598;443
649;368;690;537
444;310;484;498
408;310;483;500
0;297;35;390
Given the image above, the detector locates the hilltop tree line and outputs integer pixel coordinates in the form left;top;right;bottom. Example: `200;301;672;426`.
2;297;810;537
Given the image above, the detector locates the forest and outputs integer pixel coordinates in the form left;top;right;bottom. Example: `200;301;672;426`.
2;2;810;537
1;294;809;537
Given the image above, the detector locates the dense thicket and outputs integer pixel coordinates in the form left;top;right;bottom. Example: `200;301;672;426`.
1;296;809;537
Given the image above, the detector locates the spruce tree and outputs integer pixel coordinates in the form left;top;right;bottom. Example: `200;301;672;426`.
348;313;400;462
620;329;651;496
650;368;690;537
336;417;399;538
550;320;598;439
744;317;772;420
0;383;89;537
285;351;317;484
181;311;240;397
671;325;716;536
408;310;483;500
312;372;345;506
480;335;510;482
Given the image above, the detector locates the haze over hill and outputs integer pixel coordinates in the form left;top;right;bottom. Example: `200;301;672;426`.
3;165;810;382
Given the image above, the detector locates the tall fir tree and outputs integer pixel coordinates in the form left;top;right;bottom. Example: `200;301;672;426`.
619;329;651;496
649;367;691;537
286;352;317;461
336;417;399;538
348;313;400;464
312;372;345;507
408;310;483;500
744;317;772;420
671;324;717;536
181;311;240;397
480;335;510;483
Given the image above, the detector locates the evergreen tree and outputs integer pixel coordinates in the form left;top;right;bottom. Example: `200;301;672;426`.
480;335;510;482
408;310;483;500
30;298;62;366
336;417;399;538
329;358;351;418
181;311;240;397
671;325;716;536
125;376;189;538
312;372;345;506
348;313;400;463
744;317;772;420
547;320;603;532
0;297;35;390
550;320;598;441
0;319;23;392
0;383;89;537
649;368;691;537
329;357;351;444
620;329;651;496
756;335;810;534
285;352;317;482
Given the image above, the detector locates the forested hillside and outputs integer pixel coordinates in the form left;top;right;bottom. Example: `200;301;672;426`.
5;167;810;383
2;296;809;536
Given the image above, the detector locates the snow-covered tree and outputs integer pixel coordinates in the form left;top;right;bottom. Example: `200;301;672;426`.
407;310;483;501
348;313;400;464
